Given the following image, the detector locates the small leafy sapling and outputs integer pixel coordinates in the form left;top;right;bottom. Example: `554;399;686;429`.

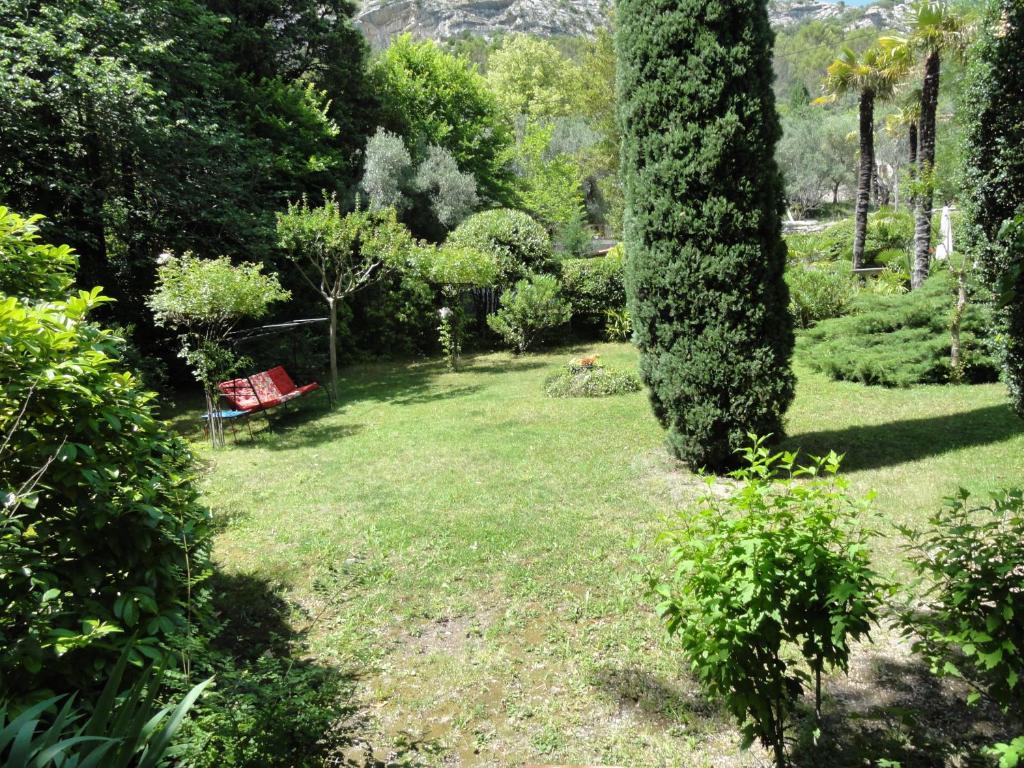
486;274;570;354
653;436;882;767
899;488;1024;767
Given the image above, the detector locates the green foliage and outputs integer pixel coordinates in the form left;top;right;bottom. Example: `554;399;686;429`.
512;121;587;236
485;35;582;119
617;0;795;471
0;208;77;302
372;35;516;206
487;274;570;353
900;488;1024;766
558;249;626;333
777;110;857;216
1;225;212;697
793;210;915;263
446;209;553;286
654;438;881;766
543;357;641;398
800;270;999;386
416;244;498;289
0;649;209;768
604;307;633;342
964;2;1024;416
786;260;858;328
173;654;345;768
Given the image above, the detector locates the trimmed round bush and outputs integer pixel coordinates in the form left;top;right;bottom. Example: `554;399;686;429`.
446;208;553;285
559;246;626;334
544;358;642;398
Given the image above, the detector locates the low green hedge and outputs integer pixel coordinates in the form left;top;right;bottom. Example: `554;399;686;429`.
798;270;999;387
559;246;625;334
544;357;642;398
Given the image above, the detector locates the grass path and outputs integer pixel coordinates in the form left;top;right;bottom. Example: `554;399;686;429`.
193;343;1024;766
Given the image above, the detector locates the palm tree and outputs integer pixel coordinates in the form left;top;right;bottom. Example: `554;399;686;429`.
886;2;969;289
883;92;922;210
817;44;909;270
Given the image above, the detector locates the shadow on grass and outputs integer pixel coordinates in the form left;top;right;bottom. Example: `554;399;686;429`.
199;572;434;767
785;403;1023;472
791;655;1017;767
589;664;721;726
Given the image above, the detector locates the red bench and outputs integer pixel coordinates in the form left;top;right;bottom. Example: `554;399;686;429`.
218;366;328;413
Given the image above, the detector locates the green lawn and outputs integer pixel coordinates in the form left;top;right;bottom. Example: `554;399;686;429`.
192;342;1024;767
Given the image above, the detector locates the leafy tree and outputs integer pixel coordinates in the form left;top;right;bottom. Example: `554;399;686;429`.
445;209;554;286
654;440;881;768
486;274;570;353
360;127;413;212
416;243;498;369
276;199;415;397
964;0;1024;416
412;146;480;230
148;254;290;446
817;44;909;269
372;35;516;206
617;0;795;471
513;121;587;237
485;35;583;119
1;214;212;697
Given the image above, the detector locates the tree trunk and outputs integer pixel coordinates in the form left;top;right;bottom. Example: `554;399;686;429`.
328;296;339;400
832;183;840;205
854;89;875;271
950;267;968;382
913;51;940;290
906;122;918;213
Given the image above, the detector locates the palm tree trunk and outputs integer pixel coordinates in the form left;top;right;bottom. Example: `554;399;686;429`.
854;89;875;271
912;51;940;290
906;122;918;213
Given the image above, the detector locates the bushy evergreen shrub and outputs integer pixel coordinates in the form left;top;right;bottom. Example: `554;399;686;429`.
964;1;1024;416
786;260;858;328
799;270;999;386
791;210;915;263
558;246;626;334
446;209;553;285
617;0;795;470
0;215;211;698
486;273;570;353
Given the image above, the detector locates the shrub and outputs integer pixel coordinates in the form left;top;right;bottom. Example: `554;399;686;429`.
654;438;881;767
486;273;570;353
900;488;1024;767
559;247;626;333
799;270;999;386
806;210;915;263
0;208;77;301
617;0;795;471
1;219;212;699
604;307;632;342
786;260;858;328
0;650;209;768
544;357;641;397
446;209;553;286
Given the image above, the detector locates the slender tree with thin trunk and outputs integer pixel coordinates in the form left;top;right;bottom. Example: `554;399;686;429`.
276;198;415;398
817;45;909;270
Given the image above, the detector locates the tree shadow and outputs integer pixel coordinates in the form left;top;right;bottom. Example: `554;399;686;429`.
790;655;1018;767
784;403;1023;472
588;663;723;726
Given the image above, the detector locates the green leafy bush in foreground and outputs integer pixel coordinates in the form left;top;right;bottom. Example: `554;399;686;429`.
901;489;1024;768
544;356;641;398
799;270;999;386
654;438;881;768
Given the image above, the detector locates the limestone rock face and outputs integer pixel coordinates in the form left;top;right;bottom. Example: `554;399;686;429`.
354;0;910;49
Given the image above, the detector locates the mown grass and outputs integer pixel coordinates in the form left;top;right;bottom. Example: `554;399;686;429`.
188;342;1024;766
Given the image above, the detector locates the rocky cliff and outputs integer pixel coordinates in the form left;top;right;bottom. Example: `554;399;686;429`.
354;0;909;48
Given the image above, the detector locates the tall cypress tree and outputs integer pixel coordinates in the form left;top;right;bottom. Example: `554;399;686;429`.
617;0;795;471
964;0;1024;417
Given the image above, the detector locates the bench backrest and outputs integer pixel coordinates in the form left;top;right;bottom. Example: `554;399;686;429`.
218;371;280;411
